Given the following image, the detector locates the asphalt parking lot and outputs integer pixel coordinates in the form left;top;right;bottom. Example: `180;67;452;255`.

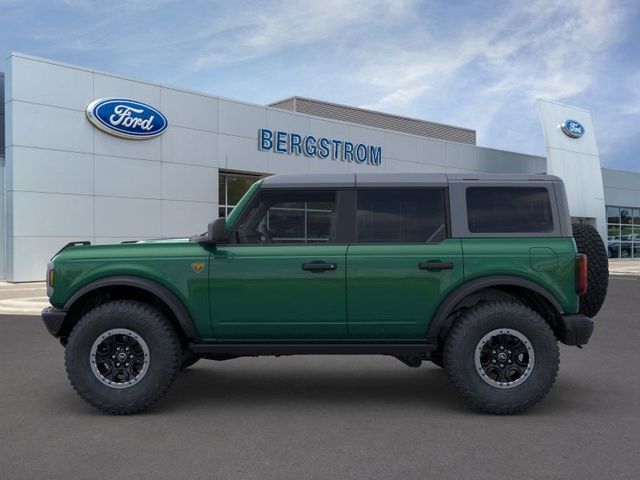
1;276;639;480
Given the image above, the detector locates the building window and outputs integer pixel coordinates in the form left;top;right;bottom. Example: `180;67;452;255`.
219;172;263;218
607;205;640;259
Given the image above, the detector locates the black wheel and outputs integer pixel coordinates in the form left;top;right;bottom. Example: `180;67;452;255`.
572;223;609;317
180;350;201;370
444;301;559;414
65;300;181;414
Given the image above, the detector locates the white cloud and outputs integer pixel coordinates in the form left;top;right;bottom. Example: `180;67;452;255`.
354;0;624;110
333;0;631;160
190;0;413;69
361;85;429;111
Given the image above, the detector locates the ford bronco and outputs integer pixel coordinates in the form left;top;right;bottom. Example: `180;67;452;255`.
41;173;609;414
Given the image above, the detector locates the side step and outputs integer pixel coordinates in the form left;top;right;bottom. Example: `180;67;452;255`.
190;342;437;357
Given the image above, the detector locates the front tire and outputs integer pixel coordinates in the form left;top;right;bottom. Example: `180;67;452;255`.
65;300;181;414
444;301;559;414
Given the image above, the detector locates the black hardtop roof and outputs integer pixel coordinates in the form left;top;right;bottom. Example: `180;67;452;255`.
261;172;560;189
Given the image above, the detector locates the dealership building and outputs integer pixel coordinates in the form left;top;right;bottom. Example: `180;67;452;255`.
1;52;639;281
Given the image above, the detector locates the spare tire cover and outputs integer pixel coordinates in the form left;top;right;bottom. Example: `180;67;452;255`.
572;223;609;317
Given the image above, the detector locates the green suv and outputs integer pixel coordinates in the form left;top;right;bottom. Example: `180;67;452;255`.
42;173;609;414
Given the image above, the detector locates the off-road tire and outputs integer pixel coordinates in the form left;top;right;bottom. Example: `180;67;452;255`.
65;300;181;414
572;223;609;318
444;301;559;414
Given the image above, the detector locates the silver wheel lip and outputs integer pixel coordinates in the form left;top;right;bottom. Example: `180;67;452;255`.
89;328;150;390
474;328;535;389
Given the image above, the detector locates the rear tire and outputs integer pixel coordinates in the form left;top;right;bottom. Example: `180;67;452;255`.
65;300;181;414
444;301;559;414
572;223;609;317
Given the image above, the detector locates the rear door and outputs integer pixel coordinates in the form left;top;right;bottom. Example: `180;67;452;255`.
346;188;463;340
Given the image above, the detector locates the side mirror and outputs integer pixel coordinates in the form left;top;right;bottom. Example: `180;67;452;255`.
193;217;229;245
207;217;229;244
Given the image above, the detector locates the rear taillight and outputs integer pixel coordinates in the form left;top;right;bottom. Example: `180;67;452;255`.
576;254;588;295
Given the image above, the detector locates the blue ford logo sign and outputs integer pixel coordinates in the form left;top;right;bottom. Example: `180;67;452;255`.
560;119;585;139
86;98;168;139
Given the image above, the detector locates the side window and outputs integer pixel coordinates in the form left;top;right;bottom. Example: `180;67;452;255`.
356;189;447;243
466;187;554;233
234;190;336;244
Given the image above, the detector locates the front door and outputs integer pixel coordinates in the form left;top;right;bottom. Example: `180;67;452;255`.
346;188;464;340
210;188;347;340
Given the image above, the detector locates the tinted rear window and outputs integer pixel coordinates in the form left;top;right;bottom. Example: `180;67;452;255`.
356;189;447;243
466;187;554;233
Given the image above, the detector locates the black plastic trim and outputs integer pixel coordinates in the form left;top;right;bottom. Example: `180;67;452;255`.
63;276;199;340
426;275;565;341
190;342;437;356
41;306;68;337
557;314;594;346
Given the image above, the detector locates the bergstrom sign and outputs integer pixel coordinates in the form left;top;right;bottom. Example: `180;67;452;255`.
86;98;168;139
258;128;382;165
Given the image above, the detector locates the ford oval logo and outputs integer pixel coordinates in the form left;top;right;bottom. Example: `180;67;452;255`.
560;119;585;139
86;98;168;139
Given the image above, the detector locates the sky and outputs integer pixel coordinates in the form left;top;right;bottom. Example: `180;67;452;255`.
1;0;639;172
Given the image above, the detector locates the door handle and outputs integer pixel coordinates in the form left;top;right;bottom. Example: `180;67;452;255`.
418;261;453;271
302;262;337;272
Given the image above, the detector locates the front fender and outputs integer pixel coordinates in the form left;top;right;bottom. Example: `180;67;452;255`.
62;275;200;340
50;242;212;338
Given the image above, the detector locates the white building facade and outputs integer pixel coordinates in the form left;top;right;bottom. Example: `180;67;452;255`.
2;53;639;281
